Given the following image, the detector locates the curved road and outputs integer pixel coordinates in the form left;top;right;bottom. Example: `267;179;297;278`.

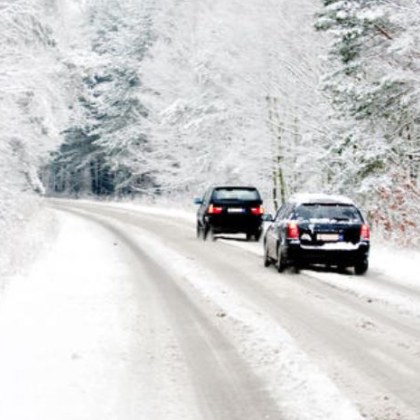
48;199;420;420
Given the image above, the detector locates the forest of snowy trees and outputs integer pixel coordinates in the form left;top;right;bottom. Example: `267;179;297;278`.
1;0;419;246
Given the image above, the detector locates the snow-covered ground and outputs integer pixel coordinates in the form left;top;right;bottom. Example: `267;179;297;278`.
0;194;56;288
1;213;144;420
1;198;419;420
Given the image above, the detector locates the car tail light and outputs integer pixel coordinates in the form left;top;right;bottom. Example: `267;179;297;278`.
360;224;370;240
287;221;299;239
250;206;264;215
207;204;223;215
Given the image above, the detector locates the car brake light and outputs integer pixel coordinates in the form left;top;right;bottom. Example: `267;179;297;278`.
207;204;223;215
250;206;264;215
287;221;299;239
360;224;370;240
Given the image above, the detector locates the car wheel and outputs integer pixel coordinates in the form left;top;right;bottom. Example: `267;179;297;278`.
210;228;217;241
196;223;202;239
263;241;271;267
337;264;346;273
276;244;285;273
254;229;262;242
202;224;210;241
246;232;252;241
354;258;368;275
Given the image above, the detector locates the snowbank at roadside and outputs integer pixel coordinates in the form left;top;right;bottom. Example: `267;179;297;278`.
369;245;419;287
0;211;198;420
0;192;57;289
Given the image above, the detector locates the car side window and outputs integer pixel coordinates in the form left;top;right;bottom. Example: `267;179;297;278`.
275;205;286;221
206;188;214;203
277;203;294;221
205;188;213;204
284;204;294;220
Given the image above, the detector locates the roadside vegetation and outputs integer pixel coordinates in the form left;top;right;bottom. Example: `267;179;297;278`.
1;0;419;246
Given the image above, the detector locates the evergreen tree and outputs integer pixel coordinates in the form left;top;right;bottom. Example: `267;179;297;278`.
44;0;156;197
316;0;420;244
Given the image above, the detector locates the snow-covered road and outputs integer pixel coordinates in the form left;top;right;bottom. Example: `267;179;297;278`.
1;199;419;420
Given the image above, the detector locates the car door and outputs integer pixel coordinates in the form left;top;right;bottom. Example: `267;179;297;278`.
197;188;212;227
268;203;296;257
266;205;285;257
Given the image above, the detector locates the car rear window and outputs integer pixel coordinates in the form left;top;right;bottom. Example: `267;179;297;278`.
294;204;362;222
213;188;260;201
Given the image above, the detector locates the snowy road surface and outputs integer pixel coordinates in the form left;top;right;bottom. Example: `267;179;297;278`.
1;200;419;420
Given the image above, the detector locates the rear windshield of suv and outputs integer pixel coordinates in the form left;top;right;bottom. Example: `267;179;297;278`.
294;204;362;222
213;188;260;201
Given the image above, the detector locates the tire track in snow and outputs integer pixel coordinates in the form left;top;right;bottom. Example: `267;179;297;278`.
55;205;282;420
55;200;420;420
51;200;363;420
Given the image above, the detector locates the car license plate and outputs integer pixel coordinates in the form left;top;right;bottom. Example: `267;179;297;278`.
317;233;339;241
228;208;244;213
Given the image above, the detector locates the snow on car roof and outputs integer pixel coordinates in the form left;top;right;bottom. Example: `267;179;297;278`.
289;193;355;205
214;185;257;190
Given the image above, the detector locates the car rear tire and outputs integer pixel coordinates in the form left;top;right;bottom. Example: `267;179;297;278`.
246;230;262;242
196;223;202;239
263;241;271;267
337;264;347;273
203;224;210;241
276;245;285;273
210;228;217;241
354;258;368;275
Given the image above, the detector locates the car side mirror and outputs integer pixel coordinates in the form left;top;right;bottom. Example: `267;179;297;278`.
193;197;203;205
262;213;274;222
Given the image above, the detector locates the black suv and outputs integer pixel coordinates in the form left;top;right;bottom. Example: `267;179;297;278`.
263;194;370;274
194;186;264;241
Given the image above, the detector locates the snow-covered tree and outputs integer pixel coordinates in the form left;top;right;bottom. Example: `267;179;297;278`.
2;0;418;248
43;0;157;196
0;0;89;273
140;0;331;206
316;0;420;244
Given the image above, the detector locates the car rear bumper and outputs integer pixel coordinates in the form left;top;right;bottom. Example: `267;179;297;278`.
285;241;369;266
206;215;262;234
